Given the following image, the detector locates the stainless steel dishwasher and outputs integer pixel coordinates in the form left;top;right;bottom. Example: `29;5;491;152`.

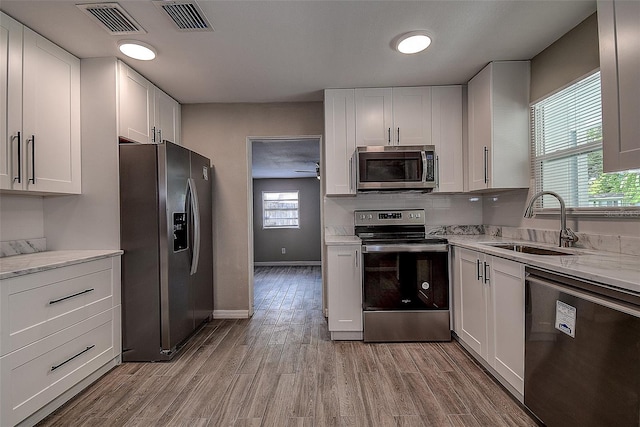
525;267;640;427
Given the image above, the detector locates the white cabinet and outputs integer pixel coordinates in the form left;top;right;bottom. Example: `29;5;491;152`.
431;86;463;192
0;255;121;426
467;61;530;191
453;247;524;396
355;87;431;146
598;0;640;172
0;12;81;194
324;89;356;195
327;244;362;340
118;61;181;145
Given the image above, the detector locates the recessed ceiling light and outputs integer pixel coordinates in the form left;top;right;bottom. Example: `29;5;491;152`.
395;31;432;54
118;40;157;60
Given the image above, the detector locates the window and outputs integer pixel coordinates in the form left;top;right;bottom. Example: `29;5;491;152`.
531;71;640;211
262;191;299;228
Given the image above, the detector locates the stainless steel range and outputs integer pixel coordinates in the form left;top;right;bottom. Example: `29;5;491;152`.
355;209;451;342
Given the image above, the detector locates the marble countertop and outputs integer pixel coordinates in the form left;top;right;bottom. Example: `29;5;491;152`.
447;235;640;294
325;235;361;245
0;250;123;280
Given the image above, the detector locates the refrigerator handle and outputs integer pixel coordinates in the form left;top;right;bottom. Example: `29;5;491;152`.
187;178;201;275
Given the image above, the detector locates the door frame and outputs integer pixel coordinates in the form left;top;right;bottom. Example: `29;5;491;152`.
246;135;323;317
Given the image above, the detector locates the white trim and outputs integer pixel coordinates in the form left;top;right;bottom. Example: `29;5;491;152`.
213;310;250;319
254;261;321;267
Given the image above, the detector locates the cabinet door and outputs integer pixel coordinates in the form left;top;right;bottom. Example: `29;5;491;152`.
0;13;22;190
599;0;640;172
118;62;155;143
355;88;393;146
392;87;431;146
324;89;356;195
155;88;181;145
468;65;491;191
487;256;524;395
22;28;80;194
431;86;463;192
458;248;487;358
327;245;362;332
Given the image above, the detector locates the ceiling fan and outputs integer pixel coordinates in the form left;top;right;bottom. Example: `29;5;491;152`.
295;162;320;179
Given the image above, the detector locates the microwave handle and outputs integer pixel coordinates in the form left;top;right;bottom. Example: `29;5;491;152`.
421;151;428;183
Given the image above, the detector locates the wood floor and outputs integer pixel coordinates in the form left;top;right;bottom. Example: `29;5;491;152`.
38;266;537;427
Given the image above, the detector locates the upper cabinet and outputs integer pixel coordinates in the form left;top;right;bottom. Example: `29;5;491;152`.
118;61;181;145
325;85;463;194
0;12;81;195
431;86;463;193
324;89;356;196
355;87;432;146
597;0;640;172
467;61;530;192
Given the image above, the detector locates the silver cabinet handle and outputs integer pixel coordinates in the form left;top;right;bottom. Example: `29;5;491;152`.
476;259;483;281
483;146;488;184
355;249;359;268
187;178;201;275
397;127;400;145
152;126;156;143
158;128;162;143
51;345;95;372
28;135;35;184
388;128;391;145
483;261;490;284
13;132;21;183
49;288;94;305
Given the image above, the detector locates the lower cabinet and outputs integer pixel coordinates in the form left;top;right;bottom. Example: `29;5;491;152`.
326;244;363;340
453;247;524;397
0;255;121;426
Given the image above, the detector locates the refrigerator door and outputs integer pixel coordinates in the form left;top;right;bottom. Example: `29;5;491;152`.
159;142;193;352
189;151;214;326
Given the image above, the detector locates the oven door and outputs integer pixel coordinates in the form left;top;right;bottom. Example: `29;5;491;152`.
361;245;449;311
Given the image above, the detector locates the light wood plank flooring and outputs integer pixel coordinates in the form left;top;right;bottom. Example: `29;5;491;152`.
38;266;537;427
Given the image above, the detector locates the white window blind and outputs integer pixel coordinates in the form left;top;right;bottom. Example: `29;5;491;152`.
262;191;299;228
531;72;640;210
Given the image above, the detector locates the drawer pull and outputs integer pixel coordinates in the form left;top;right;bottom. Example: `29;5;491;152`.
49;288;95;305
51;345;95;372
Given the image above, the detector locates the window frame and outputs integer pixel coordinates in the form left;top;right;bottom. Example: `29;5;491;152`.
262;190;300;229
529;70;640;218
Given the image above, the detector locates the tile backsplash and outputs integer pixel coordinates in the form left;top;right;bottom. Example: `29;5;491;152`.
0;238;47;258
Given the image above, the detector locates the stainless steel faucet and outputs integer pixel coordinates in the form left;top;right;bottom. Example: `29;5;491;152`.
523;190;578;248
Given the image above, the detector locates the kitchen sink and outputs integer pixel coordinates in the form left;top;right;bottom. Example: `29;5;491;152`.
482;243;577;256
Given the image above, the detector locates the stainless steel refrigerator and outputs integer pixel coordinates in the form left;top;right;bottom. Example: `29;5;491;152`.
119;140;213;362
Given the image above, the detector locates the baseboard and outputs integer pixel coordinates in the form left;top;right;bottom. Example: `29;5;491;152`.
254;261;321;267
213;310;250;319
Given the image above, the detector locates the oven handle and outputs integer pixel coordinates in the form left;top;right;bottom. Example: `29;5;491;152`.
362;244;448;253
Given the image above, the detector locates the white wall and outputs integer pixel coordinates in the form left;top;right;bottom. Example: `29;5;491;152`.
0;194;44;241
43;57;120;250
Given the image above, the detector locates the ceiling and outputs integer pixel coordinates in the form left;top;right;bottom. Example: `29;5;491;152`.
1;0;596;104
251;138;320;179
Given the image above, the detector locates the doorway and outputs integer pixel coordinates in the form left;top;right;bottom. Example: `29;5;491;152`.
247;136;322;317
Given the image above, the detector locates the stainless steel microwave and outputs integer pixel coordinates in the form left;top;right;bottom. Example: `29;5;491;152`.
356;145;436;191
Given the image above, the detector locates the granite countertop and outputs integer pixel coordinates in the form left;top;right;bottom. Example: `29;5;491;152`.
0;250;123;280
446;235;640;294
325;235;361;245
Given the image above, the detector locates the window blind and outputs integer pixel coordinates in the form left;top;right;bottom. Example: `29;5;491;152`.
263;191;299;228
531;71;640;210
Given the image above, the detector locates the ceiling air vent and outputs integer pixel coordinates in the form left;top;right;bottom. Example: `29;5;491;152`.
153;1;213;32
77;3;146;35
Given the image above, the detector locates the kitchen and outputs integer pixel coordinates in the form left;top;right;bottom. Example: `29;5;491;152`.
1;1;639;426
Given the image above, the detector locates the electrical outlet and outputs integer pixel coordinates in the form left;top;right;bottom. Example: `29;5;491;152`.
281;248;286;254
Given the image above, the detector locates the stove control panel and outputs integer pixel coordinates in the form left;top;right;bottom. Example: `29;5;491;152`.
354;209;425;226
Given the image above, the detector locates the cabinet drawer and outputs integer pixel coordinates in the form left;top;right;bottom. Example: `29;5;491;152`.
1;258;115;355
0;309;115;426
